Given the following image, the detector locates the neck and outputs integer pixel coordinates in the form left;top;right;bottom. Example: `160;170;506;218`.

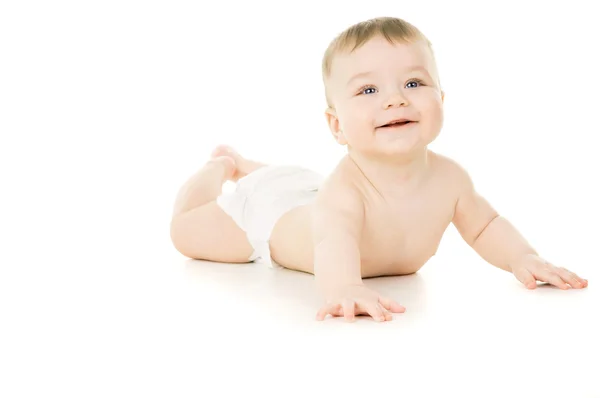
347;147;432;195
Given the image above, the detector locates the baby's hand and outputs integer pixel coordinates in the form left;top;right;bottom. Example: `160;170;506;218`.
510;254;588;290
316;284;405;322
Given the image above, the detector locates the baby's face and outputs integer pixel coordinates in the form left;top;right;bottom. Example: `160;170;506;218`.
326;36;444;158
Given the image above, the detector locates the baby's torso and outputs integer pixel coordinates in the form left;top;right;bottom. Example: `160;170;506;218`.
270;153;460;277
357;176;457;276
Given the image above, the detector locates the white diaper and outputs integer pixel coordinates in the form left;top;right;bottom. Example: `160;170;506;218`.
216;164;324;267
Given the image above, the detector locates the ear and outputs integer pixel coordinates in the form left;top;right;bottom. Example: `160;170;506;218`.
325;107;348;145
441;90;445;103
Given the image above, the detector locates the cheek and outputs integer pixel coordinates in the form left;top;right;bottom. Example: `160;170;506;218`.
339;100;374;132
416;96;444;128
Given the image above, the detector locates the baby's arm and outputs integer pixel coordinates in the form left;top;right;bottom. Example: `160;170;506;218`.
311;176;404;321
451;163;587;289
451;168;533;271
312;178;364;290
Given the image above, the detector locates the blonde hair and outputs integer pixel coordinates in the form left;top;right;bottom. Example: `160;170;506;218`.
322;17;436;107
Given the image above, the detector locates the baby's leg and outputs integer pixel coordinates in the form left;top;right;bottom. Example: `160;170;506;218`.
210;145;266;182
170;146;266;263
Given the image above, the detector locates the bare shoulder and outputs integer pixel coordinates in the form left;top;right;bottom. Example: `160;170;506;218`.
431;151;499;244
429;151;474;193
315;156;365;209
311;156;366;240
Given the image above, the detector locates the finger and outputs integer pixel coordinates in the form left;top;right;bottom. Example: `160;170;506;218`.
333;306;345;316
328;304;344;317
342;299;356;322
379;296;406;313
316;307;328;321
556;267;585;289
513;267;537;289
379;304;393;321
562;267;588;288
534;268;570;290
316;303;340;321
359;300;385;322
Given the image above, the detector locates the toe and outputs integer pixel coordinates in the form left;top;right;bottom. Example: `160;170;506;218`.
211;144;235;158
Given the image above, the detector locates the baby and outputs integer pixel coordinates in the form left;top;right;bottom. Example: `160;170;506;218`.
170;16;588;322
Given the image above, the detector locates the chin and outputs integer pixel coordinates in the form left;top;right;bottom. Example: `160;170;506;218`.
377;138;427;155
371;146;424;159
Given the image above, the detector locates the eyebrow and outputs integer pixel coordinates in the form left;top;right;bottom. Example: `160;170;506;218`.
346;65;430;86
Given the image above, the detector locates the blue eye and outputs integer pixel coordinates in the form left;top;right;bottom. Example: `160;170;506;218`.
406;80;423;88
358;86;377;95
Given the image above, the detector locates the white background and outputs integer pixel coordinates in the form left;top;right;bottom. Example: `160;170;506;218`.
1;1;599;397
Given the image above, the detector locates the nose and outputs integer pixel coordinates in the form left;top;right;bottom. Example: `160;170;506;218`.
383;91;408;109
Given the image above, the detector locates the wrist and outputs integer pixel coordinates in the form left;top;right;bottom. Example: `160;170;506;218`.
508;252;538;271
315;274;363;295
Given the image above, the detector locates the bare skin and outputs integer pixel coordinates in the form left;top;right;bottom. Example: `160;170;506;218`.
273;151;454;278
170;145;588;322
171;146;451;276
170;33;588;323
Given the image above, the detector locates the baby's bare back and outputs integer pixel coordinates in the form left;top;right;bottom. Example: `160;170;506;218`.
269;152;461;277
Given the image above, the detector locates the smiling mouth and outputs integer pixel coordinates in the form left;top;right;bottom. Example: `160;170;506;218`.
378;120;415;128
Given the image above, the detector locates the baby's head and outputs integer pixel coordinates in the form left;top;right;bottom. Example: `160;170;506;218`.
321;17;445;159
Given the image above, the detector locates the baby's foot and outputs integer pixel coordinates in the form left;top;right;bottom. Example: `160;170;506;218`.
206;155;236;181
210;145;265;182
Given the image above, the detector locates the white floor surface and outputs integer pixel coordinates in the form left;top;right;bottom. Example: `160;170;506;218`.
2;215;598;397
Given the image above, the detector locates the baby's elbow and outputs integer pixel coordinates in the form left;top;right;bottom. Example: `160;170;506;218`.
472;213;500;244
